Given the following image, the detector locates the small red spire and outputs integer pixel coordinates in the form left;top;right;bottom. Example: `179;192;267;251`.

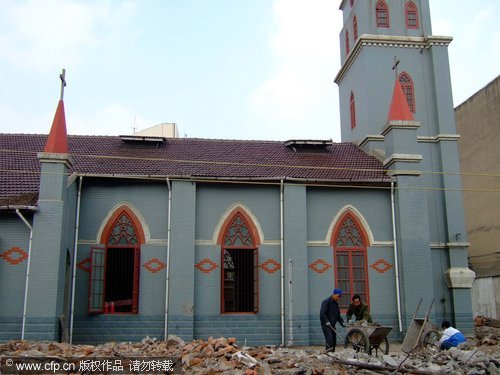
387;80;414;122
44;100;68;154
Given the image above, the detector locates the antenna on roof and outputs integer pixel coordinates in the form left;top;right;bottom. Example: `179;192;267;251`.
132;116;137;134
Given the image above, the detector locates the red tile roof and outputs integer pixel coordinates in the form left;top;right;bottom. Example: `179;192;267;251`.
0;134;391;206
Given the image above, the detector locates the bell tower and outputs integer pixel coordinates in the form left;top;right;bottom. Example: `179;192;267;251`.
335;0;474;334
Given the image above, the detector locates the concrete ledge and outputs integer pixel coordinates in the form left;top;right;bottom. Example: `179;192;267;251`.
445;267;476;288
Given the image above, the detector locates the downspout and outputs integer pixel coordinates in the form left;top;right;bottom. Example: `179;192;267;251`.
280;180;285;346
17;209;33;340
287;258;294;346
391;182;403;332
164;178;172;340
70;176;83;343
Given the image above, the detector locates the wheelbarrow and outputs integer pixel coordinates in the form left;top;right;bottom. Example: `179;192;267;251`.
344;324;393;355
401;298;440;353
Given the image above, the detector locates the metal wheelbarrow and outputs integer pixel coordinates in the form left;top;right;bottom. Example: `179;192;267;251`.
344;324;393;355
401;298;440;353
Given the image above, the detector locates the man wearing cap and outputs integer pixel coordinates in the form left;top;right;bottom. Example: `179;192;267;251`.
320;289;345;352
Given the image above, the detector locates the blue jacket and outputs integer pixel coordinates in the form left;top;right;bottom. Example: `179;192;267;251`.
320;296;344;327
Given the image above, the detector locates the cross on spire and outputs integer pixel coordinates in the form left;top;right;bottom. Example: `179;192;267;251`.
59;69;67;100
392;56;400;80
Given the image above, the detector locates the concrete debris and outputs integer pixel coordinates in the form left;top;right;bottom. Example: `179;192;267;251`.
0;328;499;374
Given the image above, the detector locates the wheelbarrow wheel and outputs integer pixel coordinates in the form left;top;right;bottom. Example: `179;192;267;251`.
421;329;440;351
369;336;389;356
344;328;370;353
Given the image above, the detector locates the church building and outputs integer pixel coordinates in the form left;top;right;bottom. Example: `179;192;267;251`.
0;0;474;345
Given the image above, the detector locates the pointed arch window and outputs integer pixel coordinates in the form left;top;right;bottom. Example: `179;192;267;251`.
398;72;416;113
333;212;369;310
345;30;350;56
376;0;389;28
353;15;358;41
350;0;354;8
350;92;356;130
89;207;143;314
220;211;259;314
405;1;419;29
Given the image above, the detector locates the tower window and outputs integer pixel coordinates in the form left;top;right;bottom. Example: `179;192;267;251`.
405;1;419;29
350;0;354;7
398;72;416;113
376;0;389;28
345;30;350;56
353;15;358;41
350;92;356;130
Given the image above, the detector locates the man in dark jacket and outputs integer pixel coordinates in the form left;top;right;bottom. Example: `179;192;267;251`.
320;289;345;352
346;294;372;323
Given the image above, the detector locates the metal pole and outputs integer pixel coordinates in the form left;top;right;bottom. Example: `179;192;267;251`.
17;209;33;340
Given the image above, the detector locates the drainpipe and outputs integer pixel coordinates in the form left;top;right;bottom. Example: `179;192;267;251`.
70;176;83;343
17;209;33;340
287;258;294;346
391;182;403;332
164;178;172;340
280;180;285;346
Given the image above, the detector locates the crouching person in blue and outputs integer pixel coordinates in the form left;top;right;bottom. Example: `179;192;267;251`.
320;289;345;352
438;321;466;350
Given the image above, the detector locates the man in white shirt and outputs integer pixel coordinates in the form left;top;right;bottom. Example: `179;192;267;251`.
438;321;466;350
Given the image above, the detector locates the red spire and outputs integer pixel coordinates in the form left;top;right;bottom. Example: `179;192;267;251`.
44;100;68;153
387;80;414;122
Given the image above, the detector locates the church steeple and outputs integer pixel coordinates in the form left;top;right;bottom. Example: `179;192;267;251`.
44;69;68;154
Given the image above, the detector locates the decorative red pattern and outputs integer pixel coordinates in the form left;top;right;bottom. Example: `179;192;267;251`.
308;259;332;274
370;259;393;274
195;258;218;274
0;247;28;265
143;258;166;273
260;259;281;274
77;257;91;272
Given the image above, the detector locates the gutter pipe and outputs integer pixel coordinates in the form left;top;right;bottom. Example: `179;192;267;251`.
17;209;33;340
280;180;285;346
391;182;403;332
69;176;83;343
164;178;172;339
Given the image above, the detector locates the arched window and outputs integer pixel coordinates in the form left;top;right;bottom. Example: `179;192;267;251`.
350;0;354;7
220;210;259;313
332;212;369;310
405;1;419;29
353;15;358;41
376;0;389;28
345;30;350;56
350;92;356;130
89;206;144;314
398;72;416;113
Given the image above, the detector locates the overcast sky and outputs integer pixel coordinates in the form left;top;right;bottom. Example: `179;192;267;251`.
0;0;498;142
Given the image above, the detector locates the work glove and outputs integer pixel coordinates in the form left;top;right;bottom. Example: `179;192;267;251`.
340;322;345;328
325;322;332;327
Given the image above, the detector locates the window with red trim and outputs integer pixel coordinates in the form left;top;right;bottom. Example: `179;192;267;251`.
333;213;369;310
89;210;141;314
405;1;419;29
345;30;350;56
350;92;356;130
398;72;416;113
350;0;354;7
353;15;358;41
376;0;389;28
221;212;259;313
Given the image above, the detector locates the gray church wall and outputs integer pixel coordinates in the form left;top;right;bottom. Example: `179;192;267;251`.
0;213;32;340
193;183;282;345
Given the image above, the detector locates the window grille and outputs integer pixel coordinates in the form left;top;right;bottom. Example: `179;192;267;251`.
398;72;416;113
221;212;259;313
334;213;369;310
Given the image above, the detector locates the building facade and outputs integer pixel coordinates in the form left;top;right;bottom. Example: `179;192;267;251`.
0;0;474;345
